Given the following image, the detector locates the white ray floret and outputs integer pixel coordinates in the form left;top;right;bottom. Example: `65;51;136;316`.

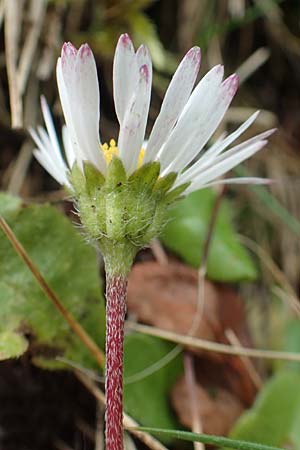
30;34;274;193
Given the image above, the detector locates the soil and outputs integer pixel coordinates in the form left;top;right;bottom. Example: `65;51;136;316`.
0;360;96;450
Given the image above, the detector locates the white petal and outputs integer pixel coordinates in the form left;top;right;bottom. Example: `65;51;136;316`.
185;176;271;195
113;34;136;124
177;126;275;188
40;96;63;162
57;43;106;173
209;128;275;167
37;126;66;171
62;125;76;168
157;65;225;171
143;46;201;164
118;51;152;174
136;44;151;72
163;73;239;174
195;110;260;168
56;45;82;164
33;149;69;186
203;177;271;187
187;128;275;185
185;140;267;192
30;127;70;186
30;127;61;174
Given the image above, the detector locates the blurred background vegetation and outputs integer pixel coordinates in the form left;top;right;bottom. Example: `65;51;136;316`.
0;1;300;449
1;0;300;278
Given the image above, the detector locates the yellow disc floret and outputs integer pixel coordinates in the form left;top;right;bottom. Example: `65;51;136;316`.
138;148;145;168
101;138;145;169
101;139;119;165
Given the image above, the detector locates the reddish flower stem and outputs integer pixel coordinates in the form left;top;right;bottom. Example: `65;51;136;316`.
105;274;128;450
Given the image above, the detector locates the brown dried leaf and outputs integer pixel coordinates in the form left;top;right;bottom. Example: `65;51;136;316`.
127;260;257;405
171;376;244;436
127;260;248;346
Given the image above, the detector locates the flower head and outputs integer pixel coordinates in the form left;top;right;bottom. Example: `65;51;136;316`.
30;34;274;263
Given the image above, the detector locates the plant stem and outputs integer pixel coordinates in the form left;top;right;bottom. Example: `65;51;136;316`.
105;273;128;450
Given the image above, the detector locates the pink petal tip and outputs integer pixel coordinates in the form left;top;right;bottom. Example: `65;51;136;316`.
186;46;201;64
120;33;132;48
140;64;149;83
223;73;239;96
78;43;92;59
136;44;149;59
62;42;77;58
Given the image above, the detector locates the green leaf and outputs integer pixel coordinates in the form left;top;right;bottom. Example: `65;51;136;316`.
132;427;283;450
282;319;300;371
234;166;300;236
161;188;258;282
0;193;105;369
0;331;28;360
226;370;300;449
124;333;182;443
0;192;22;217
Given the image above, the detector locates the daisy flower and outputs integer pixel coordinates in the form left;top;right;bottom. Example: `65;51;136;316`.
31;34;273;195
30;34;275;450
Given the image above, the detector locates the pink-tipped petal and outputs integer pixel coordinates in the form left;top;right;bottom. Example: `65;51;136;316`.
158;64;224;171
144;46;201;164
113;34;136;124
221;73;239;97
62;42;77;57
162;70;242;174
57;42;106;173
56;57;83;165
136;44;151;71
118;61;152;174
60;42;77;75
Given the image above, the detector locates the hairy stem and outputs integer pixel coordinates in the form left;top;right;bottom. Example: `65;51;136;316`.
105;274;128;450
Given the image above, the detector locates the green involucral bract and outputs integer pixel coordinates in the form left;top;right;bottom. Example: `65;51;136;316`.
69;158;189;275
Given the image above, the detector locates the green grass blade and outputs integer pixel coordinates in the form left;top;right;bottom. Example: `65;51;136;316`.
235;166;300;236
130;427;284;450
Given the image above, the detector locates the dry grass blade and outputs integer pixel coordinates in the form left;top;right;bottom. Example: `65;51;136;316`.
54;440;74;450
240;236;300;318
95;402;105;450
236;47;270;84
37;7;61;80
191;187;225;341
75;371;169;450
0;216;105;368
150;238;169;265
17;0;47;95
128;322;300;362
0;0;5;28
7;140;33;195
184;353;205;450
226;107;277;128
4;0;23;127
225;329;263;389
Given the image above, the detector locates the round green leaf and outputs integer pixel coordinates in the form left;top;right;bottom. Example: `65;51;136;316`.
0;331;28;360
161;189;258;282
227;370;300;449
0;193;105;370
124;333;182;442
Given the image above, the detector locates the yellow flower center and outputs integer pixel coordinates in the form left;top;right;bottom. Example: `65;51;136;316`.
101;139;145;169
